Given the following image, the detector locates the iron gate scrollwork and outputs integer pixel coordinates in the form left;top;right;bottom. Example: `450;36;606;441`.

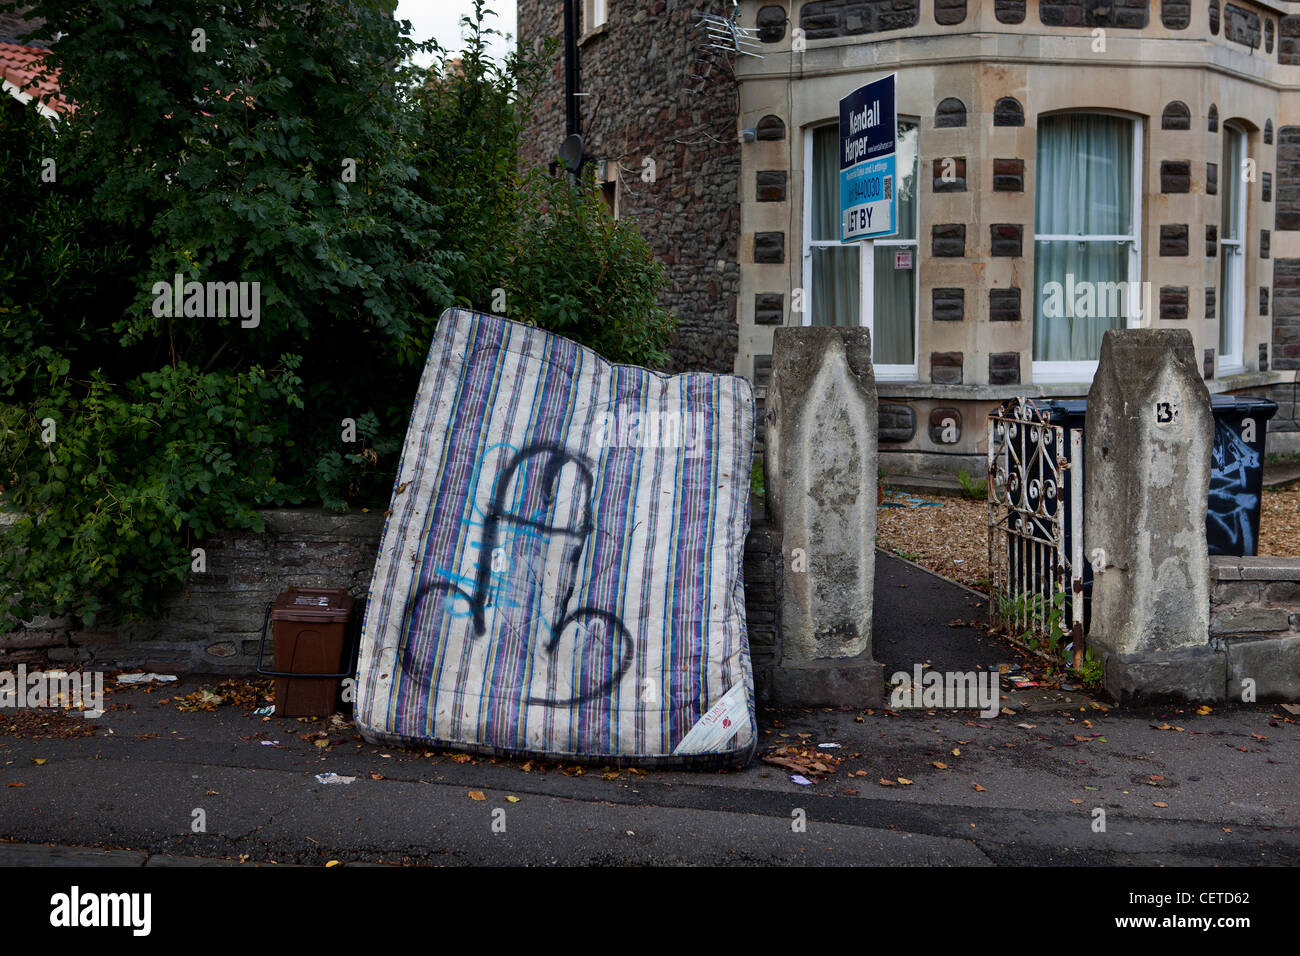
987;397;1086;665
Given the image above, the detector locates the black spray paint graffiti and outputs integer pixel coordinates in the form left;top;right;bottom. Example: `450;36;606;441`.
398;442;634;707
1207;418;1262;556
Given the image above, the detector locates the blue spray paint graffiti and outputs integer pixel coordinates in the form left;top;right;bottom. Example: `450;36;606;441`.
398;441;633;707
1207;417;1261;556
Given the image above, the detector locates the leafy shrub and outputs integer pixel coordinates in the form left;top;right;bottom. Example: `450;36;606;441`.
0;0;674;627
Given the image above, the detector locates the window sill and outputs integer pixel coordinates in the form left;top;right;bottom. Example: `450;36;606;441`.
579;23;608;46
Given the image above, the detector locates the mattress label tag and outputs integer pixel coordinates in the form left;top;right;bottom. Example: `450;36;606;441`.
672;681;748;756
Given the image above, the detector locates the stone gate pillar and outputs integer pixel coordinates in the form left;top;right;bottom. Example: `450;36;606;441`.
1085;328;1221;700
765;326;882;706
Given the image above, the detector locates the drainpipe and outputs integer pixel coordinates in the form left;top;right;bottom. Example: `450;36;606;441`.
563;0;580;138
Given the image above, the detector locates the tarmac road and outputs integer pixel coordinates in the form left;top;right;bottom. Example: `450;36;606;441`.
0;679;1295;866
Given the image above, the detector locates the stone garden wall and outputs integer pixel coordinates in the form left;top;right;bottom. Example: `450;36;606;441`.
0;510;384;675
1211;555;1300;700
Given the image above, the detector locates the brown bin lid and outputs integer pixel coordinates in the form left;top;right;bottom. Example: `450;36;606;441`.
270;587;355;623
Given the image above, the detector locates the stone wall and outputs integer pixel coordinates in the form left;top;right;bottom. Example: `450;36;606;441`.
3;504;788;692
1210;556;1300;700
515;0;740;374
0;509;384;675
743;505;781;702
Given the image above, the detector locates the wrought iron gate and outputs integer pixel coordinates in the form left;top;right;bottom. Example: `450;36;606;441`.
987;398;1086;662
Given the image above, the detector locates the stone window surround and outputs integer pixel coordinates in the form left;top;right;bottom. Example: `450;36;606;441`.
777;0;1277;49
580;0;608;42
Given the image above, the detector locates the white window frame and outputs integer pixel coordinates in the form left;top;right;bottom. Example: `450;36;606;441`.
586;0;608;31
800;120;919;381
1218;123;1247;376
1031;112;1144;385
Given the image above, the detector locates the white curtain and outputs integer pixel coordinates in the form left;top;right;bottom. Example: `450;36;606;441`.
1033;114;1133;362
810;125;858;328
873;122;917;365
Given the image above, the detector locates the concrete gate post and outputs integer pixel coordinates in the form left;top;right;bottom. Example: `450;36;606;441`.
765;326;883;706
1084;329;1223;701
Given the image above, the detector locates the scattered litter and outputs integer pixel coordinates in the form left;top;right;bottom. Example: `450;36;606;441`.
817;742;841;749
260;740;281;747
117;673;178;685
791;774;813;786
314;773;356;785
1016;723;1037;730
254;705;275;716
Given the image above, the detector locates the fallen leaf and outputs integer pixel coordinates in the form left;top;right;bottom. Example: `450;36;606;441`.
506;795;520;803
6;782;24;788
1069;798;1084;804
1153;801;1169;808
951;747;961;756
1196;705;1213;716
931;761;949;770
31;759;45;765
972;782;986;792
468;790;486;801
897;777;913;785
878;778;896;787
449;753;473;764
370;773;385;781
1222;827;1232;833
325;860;342;868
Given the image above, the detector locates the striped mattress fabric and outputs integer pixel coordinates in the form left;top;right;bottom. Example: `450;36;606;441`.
354;309;757;767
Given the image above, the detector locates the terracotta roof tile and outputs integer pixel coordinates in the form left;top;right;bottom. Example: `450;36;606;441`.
0;40;67;114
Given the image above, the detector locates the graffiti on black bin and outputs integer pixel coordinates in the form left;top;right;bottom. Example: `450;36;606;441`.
399;441;633;707
1207;418;1260;556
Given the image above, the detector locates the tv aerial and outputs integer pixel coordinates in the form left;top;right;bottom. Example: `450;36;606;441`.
685;0;763;96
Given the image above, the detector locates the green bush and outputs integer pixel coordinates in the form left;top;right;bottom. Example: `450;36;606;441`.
0;0;675;627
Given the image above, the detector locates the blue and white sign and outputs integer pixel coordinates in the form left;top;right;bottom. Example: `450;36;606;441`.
839;74;897;242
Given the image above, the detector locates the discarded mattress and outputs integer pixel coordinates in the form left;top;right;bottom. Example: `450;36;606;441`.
354;309;756;767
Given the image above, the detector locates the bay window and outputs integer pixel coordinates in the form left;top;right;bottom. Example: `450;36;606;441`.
1032;112;1142;382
